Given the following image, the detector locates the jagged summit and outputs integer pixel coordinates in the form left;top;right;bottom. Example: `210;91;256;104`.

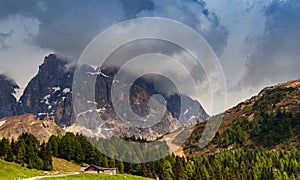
0;74;19;118
0;74;19;92
1;54;208;140
19;54;74;126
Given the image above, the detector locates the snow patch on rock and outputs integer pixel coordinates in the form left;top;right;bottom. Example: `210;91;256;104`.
0;120;6;127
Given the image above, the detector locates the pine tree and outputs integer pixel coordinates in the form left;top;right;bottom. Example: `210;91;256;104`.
109;157;116;168
4;147;14;162
162;160;174;180
194;161;202;180
16;139;26;165
20;133;41;169
102;155;109;168
0;137;10;157
74;140;84;164
117;160;125;174
224;133;230;147
47;135;59;156
58;132;76;160
282;171;289;180
39;142;53;171
10;138;17;156
173;156;184;180
200;164;210;180
272;168;282;179
185;161;195;180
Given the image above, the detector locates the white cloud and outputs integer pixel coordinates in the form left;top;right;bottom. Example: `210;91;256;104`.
0;15;52;97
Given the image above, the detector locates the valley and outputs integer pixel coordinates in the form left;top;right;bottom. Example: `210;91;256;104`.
0;76;299;179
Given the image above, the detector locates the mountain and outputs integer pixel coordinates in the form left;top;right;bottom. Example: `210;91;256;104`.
0;74;20;118
1;73;299;180
0;114;64;142
1;54;208;140
182;78;300;154
19;54;75;127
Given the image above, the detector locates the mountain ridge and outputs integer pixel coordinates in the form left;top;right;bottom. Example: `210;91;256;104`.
182;77;300;155
0;114;64;142
0;54;208;140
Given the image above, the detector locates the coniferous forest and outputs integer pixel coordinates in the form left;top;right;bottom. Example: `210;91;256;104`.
0;86;299;179
1;130;300;179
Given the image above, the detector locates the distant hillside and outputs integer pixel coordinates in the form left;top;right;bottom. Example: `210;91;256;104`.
182;78;300;154
0;114;64;142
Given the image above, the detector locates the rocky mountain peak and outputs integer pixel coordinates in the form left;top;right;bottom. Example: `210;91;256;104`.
19;54;74;126
0;74;19;118
1;54;209;140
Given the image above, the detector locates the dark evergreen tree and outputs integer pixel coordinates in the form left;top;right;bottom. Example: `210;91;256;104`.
4;147;14;162
162;160;174;180
173;156;184;180
0;137;10;157
47;135;59;156
15;138;26;165
39;142;53;171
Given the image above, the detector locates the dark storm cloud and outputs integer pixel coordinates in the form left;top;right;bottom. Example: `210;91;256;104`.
121;0;154;17
0;0;228;60
0;0;126;59
137;0;229;55
241;0;300;87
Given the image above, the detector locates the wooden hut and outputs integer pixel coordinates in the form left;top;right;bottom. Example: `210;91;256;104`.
80;165;117;175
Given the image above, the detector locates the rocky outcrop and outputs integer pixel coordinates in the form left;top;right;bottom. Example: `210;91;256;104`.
73;64;208;139
19;54;75;127
0;114;64;142
1;54;209;140
0;74;19;118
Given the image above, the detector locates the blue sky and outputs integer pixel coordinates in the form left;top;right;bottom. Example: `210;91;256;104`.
0;0;299;111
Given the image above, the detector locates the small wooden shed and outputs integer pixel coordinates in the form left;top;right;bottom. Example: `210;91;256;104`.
80;164;117;175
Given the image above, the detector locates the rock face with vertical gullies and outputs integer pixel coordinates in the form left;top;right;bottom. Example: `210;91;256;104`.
19;54;75;127
1;54;209;140
0;74;19;118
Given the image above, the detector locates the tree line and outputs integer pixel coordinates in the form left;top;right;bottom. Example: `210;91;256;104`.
1;132;300;179
0;133;52;170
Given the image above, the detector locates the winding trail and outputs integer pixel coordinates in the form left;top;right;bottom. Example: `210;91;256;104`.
23;172;80;180
160;128;186;158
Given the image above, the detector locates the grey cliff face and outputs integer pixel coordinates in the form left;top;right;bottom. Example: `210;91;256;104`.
1;54;208;139
19;54;75;127
0;74;19;118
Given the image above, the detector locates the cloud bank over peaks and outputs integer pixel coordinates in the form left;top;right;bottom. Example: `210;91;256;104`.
240;0;300;88
137;0;229;55
0;0;228;60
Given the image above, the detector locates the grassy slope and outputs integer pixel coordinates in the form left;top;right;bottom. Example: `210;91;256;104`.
43;174;153;180
0;157;87;180
52;157;85;172
183;78;300;154
0;159;43;180
0;158;152;180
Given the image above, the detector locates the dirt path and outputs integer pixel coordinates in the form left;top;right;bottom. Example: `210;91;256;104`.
160;128;186;158
23;172;80;180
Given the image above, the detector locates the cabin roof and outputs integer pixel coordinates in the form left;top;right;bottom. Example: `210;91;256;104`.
85;164;116;171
